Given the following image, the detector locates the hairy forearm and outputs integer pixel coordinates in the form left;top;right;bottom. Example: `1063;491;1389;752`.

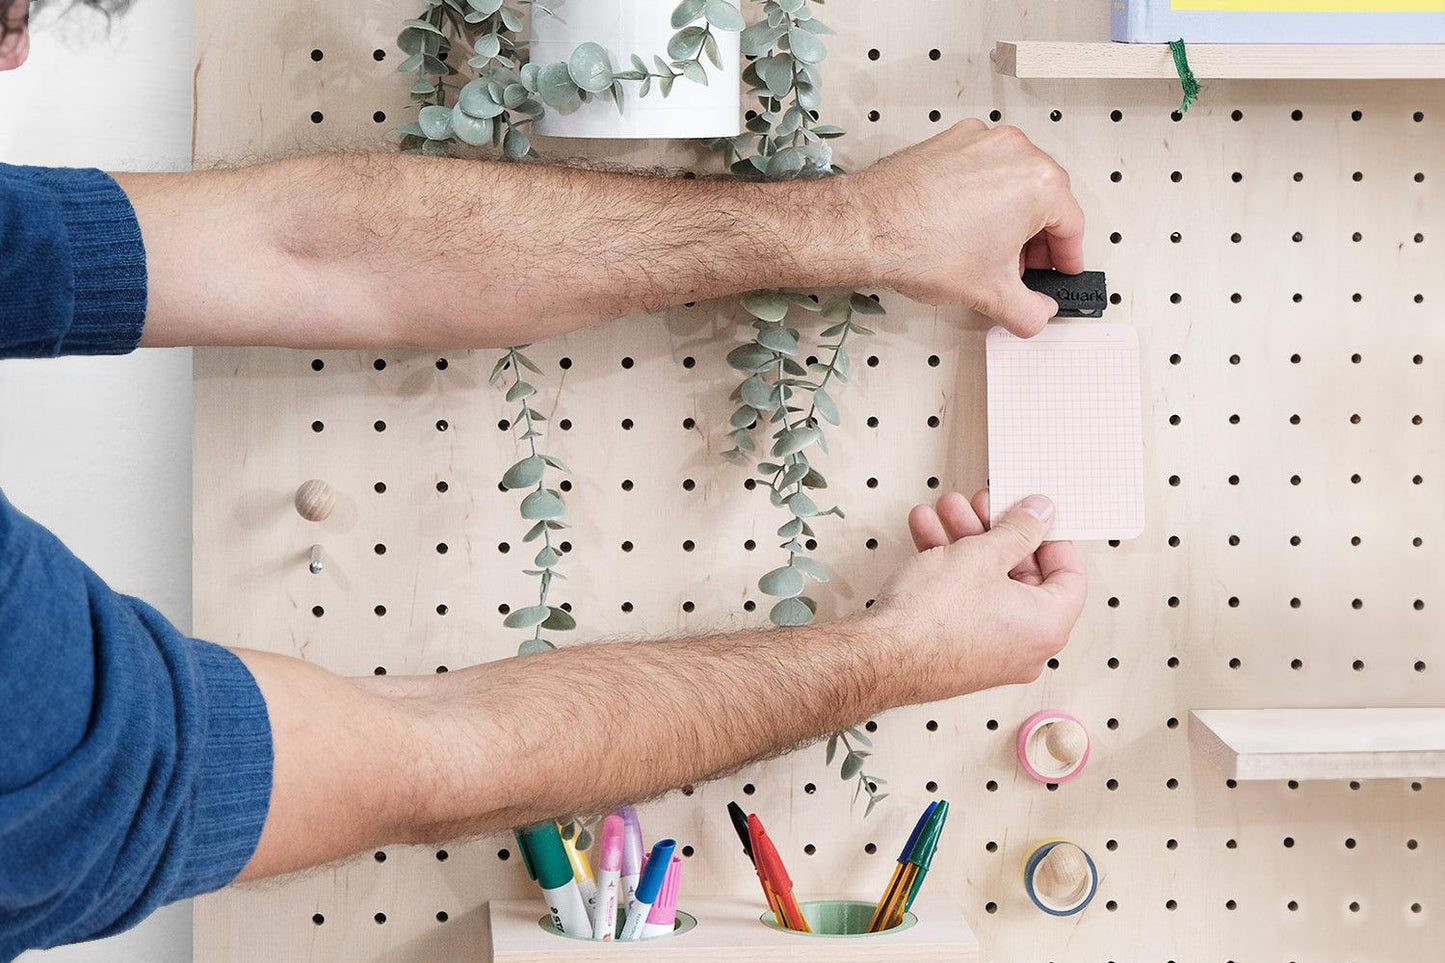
121;154;878;350
234;609;919;879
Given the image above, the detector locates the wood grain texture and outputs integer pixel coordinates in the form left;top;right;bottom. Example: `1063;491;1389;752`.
489;896;977;963
192;0;1445;960
992;41;1445;79
1191;708;1445;779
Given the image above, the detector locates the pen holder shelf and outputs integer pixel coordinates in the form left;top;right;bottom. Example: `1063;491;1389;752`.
488;895;978;961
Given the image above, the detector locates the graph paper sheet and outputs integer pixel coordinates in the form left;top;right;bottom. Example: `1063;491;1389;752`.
986;323;1145;541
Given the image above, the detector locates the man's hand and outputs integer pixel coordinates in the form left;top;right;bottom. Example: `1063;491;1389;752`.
876;490;1086;697
850;121;1086;337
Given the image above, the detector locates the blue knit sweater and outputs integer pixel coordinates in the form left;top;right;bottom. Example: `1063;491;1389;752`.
0;163;273;958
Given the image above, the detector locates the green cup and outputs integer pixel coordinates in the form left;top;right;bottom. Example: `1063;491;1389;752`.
760;899;918;937
536;908;698;942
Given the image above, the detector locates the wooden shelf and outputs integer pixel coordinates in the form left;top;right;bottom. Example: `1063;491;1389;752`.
1189;708;1445;781
992;41;1445;80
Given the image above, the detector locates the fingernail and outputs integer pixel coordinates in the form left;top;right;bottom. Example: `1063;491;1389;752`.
1020;495;1053;520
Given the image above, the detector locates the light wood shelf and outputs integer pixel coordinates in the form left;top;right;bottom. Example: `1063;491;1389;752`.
992;41;1445;80
1189;708;1445;781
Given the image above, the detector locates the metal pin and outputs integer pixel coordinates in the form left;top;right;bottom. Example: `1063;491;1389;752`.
308;544;324;575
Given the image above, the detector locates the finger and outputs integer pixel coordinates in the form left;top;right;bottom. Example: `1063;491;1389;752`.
936;491;986;542
1036;540;1087;611
988;277;1057;338
908;504;949;552
970;488;991;529
984;495;1055;566
1010;554;1044;586
1043;189;1087;275
1023;232;1052;270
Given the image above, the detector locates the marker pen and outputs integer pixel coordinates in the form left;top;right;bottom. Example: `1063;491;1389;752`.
618;839;675;941
559;824;598;910
640;856;682;939
591;815;624;940
619;806;644;911
518;822;592;938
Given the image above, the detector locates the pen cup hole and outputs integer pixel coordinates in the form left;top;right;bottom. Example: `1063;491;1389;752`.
536;909;697;942
759;899;918;937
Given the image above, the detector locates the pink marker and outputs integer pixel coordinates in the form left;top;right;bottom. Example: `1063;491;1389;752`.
591;815;625;940
640;856;682;939
619;805;644;910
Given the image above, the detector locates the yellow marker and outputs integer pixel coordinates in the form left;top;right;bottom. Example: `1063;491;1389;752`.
558;823;599;910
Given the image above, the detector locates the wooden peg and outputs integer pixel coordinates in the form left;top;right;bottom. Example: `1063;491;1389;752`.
1043;719;1088;769
294;479;336;522
1036;843;1091;907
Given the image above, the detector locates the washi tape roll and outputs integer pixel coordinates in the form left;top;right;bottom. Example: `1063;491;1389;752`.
1017;710;1090;783
1022;840;1098;917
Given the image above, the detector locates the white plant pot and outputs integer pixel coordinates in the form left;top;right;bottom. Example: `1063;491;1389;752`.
530;0;741;139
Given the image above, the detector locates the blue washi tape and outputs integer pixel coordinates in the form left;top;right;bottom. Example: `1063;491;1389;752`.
1022;840;1098;917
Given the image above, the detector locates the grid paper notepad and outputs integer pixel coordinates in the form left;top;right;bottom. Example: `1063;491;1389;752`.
986;323;1145;541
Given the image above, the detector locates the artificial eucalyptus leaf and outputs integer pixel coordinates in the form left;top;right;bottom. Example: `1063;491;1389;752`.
465;0;502;12
538;61;579;107
505;379;536;402
474;32;502;59
667;25;706;60
849;292;886;315
535;546;560;568
772;425;819;456
568;42;614;93
730;405;758;429
458;80;505;118
793;554;831;582
524;520;548;542
679;60;707;85
520;61;541;90
703;30;722;69
800;467;827;489
864;792;889;817
703;0;744;31
500;4;523;30
787;491;818;517
727;342;774;371
503;127;531;160
756;326;798;355
739;19;786;55
740;375;773;410
812;123;846;138
813;386;839;425
840;750;865;779
418;104;454;139
518;637;556;655
503;83;527;108
670;0;705;27
740;291;790;322
502;455;546;489
787;26;827;63
520;489;565;520
503;604;550;628
489;355;511;383
543;606;577;631
777;517;804;538
769;595;814;626
758;564;804;597
761;54;794;98
847;726;872;746
796;16;835;35
403;17;448;35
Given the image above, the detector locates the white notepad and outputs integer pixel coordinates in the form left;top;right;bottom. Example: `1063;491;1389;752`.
986;323;1145;541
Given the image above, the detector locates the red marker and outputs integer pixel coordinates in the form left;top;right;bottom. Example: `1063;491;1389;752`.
747;814;810;933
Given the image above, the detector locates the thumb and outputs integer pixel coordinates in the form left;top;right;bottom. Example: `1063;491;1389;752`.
989;279;1057;338
985;495;1055;565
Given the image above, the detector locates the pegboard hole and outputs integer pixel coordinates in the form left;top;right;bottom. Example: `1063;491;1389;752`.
372;48;386;61
926;720;939;732
985;902;998;914
926;780;939;793
310;111;324;124
1106;778;1119;791
988;109;1001;122
311;420;324;433
986;840;999;852
1105;900;1118;911
374;913;387;925
310;358;324;371
802;844;816;856
374;850;386;862
436;603;448;615
312;913;325;925
1105;839;1119;851
1166;717;1180;729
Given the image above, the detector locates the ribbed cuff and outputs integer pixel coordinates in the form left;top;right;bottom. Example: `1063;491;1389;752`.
173;642;274;898
15;166;147;356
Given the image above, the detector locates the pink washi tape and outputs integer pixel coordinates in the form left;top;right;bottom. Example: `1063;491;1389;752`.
1017;710;1090;783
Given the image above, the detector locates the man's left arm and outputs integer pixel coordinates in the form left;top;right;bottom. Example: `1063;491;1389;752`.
116;121;1085;349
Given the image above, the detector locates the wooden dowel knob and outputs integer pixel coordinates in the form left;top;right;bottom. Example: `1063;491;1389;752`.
294;479;336;522
1043;719;1088;768
1036;843;1090;905
1023;839;1098;916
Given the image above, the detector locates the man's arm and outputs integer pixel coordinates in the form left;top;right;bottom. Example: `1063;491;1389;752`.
233;491;1084;880
115;120;1084;349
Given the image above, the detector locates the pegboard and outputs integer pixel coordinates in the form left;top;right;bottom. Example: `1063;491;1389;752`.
191;1;1445;961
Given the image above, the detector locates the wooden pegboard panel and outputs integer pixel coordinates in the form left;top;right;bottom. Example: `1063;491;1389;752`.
192;1;1445;960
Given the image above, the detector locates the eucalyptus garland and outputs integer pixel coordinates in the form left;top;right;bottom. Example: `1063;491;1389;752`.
708;0;888;812
395;0;888;812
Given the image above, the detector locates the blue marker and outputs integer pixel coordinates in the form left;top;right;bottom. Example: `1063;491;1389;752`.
617;839;676;941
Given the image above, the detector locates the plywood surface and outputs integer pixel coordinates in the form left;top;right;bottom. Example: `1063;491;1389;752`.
992;41;1445;79
1191;707;1445;779
192;1;1445;961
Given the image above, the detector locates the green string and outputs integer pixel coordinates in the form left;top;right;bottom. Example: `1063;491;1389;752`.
1169;38;1200;115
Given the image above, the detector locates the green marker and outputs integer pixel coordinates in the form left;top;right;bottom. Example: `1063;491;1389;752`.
518;821;592;937
903;799;949;911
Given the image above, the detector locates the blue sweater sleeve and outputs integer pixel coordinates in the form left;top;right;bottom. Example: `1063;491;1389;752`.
0;167;274;957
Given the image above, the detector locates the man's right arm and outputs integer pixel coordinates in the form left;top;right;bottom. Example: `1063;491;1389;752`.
232;491;1084;881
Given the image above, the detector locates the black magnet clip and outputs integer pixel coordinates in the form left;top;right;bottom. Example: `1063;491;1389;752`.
1022;269;1108;317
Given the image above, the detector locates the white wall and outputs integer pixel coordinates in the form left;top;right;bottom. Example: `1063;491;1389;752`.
0;0;194;960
